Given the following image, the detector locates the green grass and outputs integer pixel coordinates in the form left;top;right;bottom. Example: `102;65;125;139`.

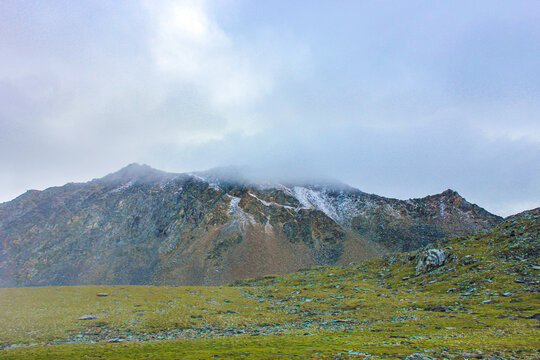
0;210;538;359
0;285;297;345
0;327;537;359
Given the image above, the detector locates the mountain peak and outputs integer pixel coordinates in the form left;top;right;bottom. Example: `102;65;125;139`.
421;188;464;202
120;162;154;173
440;188;462;198
97;163;178;185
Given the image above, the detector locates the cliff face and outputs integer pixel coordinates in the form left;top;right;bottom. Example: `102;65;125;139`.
0;164;502;287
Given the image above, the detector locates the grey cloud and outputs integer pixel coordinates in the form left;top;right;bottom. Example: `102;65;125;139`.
0;0;538;218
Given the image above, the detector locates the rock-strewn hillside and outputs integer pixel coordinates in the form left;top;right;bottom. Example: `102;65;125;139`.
0;164;502;287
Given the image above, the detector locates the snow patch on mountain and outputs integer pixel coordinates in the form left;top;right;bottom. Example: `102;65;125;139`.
291;186;341;221
109;181;135;193
384;203;402;218
264;218;273;234
288;187;394;224
227;195;255;227
328;195;363;220
248;193;296;210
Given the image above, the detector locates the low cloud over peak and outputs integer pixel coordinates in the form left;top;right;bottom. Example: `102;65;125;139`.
0;1;539;217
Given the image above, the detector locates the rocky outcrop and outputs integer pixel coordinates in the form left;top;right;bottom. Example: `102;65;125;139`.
0;164;502;287
415;248;451;275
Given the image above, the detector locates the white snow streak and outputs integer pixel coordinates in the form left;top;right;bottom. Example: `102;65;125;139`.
110;180;135;193
248;193;295;209
227;195;255;226
291;186;341;221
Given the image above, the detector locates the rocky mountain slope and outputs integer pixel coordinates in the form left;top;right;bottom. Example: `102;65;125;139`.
0;164;502;287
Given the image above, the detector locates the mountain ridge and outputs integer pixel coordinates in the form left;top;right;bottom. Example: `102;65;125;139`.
0;163;502;287
3;163;491;208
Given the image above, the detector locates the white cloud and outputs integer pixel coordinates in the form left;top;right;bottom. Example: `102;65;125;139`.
0;0;311;202
144;0;275;110
0;1;538;218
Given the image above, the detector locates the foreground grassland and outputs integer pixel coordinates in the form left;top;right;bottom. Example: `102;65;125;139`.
0;209;538;359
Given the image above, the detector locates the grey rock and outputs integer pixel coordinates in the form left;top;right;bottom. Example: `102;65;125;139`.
97;293;109;297
416;248;451;274
461;256;481;265
78;315;97;320
424;305;450;312
405;353;436;360
462;353;483;359
107;338;125;343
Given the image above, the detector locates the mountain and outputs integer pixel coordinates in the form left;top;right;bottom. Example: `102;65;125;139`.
0;163;502;287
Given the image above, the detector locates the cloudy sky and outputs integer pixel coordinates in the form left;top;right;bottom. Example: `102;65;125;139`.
1;0;539;216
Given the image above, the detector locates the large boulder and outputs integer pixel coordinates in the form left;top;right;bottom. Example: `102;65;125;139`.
415;248;450;275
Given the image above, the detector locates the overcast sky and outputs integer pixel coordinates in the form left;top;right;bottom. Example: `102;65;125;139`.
1;1;539;216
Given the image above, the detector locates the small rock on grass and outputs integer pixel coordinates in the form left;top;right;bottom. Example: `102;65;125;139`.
78;315;97;320
405;353;436;360
424;305;449;312
462;353;483;359
97;293;109;297
107;338;125;343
